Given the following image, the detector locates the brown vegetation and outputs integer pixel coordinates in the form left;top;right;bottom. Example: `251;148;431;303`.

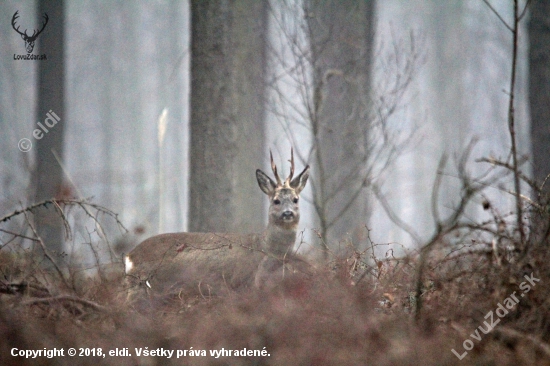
1;184;549;365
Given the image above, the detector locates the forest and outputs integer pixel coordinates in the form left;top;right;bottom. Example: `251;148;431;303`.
1;0;550;365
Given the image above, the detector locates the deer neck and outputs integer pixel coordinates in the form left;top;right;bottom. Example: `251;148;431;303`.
263;222;297;257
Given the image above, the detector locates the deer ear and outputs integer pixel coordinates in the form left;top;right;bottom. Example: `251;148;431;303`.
256;169;277;195
290;165;309;194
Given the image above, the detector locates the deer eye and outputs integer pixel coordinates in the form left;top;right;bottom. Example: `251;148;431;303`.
273;199;281;205
293;197;299;204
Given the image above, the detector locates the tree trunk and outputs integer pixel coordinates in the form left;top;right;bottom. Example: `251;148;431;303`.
307;0;375;248
529;0;550;197
189;0;268;233
33;0;66;265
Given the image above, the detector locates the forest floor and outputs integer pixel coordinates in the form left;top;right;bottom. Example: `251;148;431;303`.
1;231;550;366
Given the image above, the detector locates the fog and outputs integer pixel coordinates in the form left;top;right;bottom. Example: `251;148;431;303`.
1;0;530;261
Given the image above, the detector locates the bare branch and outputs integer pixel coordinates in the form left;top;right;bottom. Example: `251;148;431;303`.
493;326;550;359
22;210;72;290
482;0;513;32
430;154;448;228
476;156;534;185
372;185;422;245
518;0;532;21
0;228;39;244
20;295;108;312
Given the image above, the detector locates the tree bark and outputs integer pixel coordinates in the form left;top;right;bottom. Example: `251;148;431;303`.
33;0;66;265
189;0;268;233
307;0;375;247
529;0;550;196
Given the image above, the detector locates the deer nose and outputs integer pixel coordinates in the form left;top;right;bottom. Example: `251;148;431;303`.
282;211;294;220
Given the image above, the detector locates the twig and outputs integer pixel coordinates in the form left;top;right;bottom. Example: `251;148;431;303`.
476;157;535;188
431;154;448;230
0;229;39;243
518;0;532;21
1;199;127;233
0;199;60;223
482;0;513;32
372;185;422;245
0;282;51;297
23;210;71;290
20;295;107;312
493;326;550;359
414;144;482;322
52;200;72;241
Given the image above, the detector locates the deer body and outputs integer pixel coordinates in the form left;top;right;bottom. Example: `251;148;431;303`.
125;150;310;302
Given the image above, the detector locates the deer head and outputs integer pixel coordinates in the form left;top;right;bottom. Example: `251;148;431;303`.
256;148;310;232
12;11;49;54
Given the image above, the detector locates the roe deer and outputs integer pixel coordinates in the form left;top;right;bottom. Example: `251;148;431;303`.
125;149;310;303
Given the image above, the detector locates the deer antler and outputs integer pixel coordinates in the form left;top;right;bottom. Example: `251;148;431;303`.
284;147;295;186
270;150;282;186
